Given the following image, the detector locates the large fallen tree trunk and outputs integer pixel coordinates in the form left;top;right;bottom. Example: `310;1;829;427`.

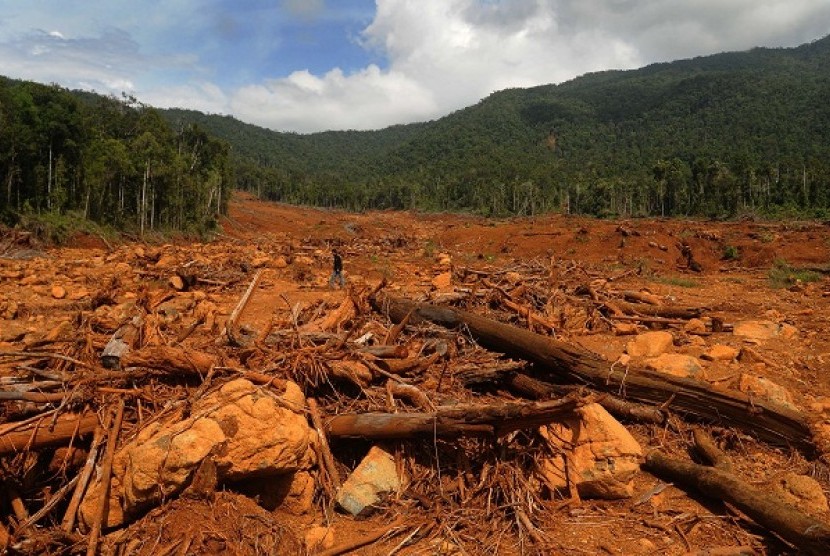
371;294;814;452
325;396;586;439
644;451;830;555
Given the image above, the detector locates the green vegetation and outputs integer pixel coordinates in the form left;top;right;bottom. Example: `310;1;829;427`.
657;276;700;288
0;79;232;239
162;36;830;220
767;258;822;288
722;245;740;260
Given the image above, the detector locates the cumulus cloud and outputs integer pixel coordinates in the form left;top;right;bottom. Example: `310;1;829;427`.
0;0;828;132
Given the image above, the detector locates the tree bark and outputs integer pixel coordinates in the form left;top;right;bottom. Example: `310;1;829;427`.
644;451;830;555
325;396;585;439
370;294;814;453
0;413;99;456
123;346;215;375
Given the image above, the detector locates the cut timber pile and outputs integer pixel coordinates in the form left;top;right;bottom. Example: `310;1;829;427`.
1;223;829;556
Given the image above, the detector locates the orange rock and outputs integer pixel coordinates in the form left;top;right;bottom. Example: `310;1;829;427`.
626;331;674;357
701;344;738;361
50;285;67;299
738;374;796;411
645;353;704;379
432;271;452;290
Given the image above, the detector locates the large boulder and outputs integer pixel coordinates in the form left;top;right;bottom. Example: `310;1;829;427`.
79;379;317;528
626;331;673;357
536;403;642;499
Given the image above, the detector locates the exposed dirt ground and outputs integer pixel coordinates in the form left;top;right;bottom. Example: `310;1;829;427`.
2;190;830;555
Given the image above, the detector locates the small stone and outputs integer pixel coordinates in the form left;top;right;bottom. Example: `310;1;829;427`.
50;285;67;299
336;446;401;517
626;331;674;357
273;256;288;269
432;271;452;290
645;354;704;379
683;318;707;333
436;253;452;267
688;335;707;347
169;275;185;291
293;255;314;266
614;323;640;336
251;255;270;268
637;538;657;552
701;345;738;361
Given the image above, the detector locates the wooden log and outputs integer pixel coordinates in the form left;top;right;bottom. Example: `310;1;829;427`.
62;414;109;533
502;373;664;425
224;269;263;346
358;345;409;358
122;346;215;376
325;396;585;439
0;413;99;456
373;353;439;376
86;400;124;556
370;294;814;452
644;451;830;555
101;316;143;369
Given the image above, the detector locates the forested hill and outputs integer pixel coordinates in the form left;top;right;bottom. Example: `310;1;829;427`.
0;79;232;237
164;35;830;218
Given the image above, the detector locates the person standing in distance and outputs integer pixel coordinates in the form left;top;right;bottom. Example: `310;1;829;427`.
329;248;344;289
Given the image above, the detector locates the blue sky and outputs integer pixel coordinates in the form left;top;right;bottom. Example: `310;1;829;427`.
1;1;828;133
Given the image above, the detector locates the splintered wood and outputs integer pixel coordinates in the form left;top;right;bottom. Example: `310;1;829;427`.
1;214;830;556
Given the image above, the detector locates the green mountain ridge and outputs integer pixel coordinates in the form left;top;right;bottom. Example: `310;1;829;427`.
162;34;830;218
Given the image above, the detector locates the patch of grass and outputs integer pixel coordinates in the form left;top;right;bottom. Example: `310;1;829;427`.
767;258;822;288
721;244;740;261
657;276;700;288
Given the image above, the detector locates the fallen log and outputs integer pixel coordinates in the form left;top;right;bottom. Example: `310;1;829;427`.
612;299;702;319
371;294;814;452
644;451;830;555
122;346;215;376
0;413;99;456
224;269;263;346
325;396;586;439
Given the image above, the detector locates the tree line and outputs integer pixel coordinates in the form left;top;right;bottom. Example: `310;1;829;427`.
0;78;232;236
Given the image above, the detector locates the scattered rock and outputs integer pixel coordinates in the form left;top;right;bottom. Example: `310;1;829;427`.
738;374;796;411
701;344;738;361
169;275;185;291
336;446;402;517
50;285;67;299
293;255;314;266
683;318;707;333
79;379;317;528
432;271;452;290
626;331;674;357
645;353;704;379
733;320;797;341
273;255;288;269
770;473;829;514
537;403;642;499
737;346;770;365
505;271;523;284
251;254;270;268
613;323;640;336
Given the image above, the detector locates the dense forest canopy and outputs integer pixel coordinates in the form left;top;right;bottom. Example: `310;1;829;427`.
0;78;232;236
165;35;830;219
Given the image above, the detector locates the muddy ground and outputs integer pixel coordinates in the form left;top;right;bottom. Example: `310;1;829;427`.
2;190;830;555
